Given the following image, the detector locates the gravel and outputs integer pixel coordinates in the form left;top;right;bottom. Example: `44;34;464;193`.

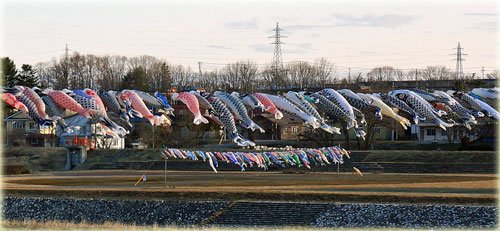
313;203;497;229
3;196;497;228
3;196;228;226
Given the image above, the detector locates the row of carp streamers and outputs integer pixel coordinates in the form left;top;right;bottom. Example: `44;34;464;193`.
161;146;350;173
2;85;499;146
1;87;175;138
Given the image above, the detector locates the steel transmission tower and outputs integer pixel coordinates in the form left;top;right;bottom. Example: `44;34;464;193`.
451;42;467;80
269;22;286;85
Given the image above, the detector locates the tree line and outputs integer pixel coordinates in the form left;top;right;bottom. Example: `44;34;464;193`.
2;53;498;93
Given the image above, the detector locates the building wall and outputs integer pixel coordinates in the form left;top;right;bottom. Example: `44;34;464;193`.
4;112;56;147
416;125;478;144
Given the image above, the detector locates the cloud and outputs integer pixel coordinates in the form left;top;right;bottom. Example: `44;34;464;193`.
282;48;310;54
464;13;497;16
286;24;333;30
251;42;312;54
206;45;232;50
224;18;258;29
292;43;313;50
250;44;273;53
284;13;416;31
473;21;497;33
332;13;417;28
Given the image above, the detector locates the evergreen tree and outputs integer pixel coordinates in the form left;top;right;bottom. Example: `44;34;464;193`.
121;67;148;91
17;64;39;87
1;57;18;87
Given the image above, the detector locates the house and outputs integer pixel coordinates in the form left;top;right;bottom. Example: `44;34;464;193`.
252;113;305;141
3;110;126;149
57;114;125;150
3;111;56;147
412;122;479;144
466;124;496;150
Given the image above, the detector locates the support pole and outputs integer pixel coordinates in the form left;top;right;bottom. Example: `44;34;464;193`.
161;153;168;184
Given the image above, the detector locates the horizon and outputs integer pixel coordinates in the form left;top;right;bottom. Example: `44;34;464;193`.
1;0;498;77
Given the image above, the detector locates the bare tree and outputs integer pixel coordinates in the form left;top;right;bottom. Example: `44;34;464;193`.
367;66;397;82
421;66;452;81
221;60;258;93
285;61;316;89
314;58;336;87
149;62;172;92
52;58;69;90
171;65;194;87
128;55;159;74
34;61;55;88
394;69;407;81
95;55;129;90
198;70;221;92
486;70;499;79
260;65;278;90
353;72;364;83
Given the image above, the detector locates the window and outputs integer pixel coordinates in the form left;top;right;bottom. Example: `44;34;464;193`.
30;139;39;145
291;126;298;134
29;122;37;130
441;130;447;136
374;127;382;134
426;129;436;136
13;121;25;129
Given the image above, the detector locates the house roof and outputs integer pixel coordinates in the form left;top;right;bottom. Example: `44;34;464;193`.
4;111;31;121
25;133;53;139
477;124;497;138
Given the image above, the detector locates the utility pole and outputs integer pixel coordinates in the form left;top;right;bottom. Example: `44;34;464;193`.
415;69;418;88
481;66;485;79
65;44;69;60
451;42;467;80
64;44;69;87
348;68;351;84
269;22;286;88
198;62;203;78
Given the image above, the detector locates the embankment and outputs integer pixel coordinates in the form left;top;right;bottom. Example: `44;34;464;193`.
3;196;496;228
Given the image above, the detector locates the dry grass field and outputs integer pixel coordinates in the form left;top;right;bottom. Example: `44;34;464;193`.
1;220;362;231
3;170;496;205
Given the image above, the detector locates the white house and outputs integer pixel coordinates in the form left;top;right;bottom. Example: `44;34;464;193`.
2;110;125;149
57;114;125;150
412;122;479;144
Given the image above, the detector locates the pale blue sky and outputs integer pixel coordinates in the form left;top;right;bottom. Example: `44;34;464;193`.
1;0;498;76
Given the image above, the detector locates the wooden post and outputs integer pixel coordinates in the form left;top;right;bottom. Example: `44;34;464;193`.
161;153;168;184
134;174;145;186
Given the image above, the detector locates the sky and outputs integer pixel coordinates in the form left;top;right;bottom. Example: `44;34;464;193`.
1;0;498;76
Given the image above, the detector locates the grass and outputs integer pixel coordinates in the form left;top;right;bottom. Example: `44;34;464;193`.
3;147;67;173
4;147;495;174
2;220;165;231
364;150;496;163
2;220;418;231
3;170;496;205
